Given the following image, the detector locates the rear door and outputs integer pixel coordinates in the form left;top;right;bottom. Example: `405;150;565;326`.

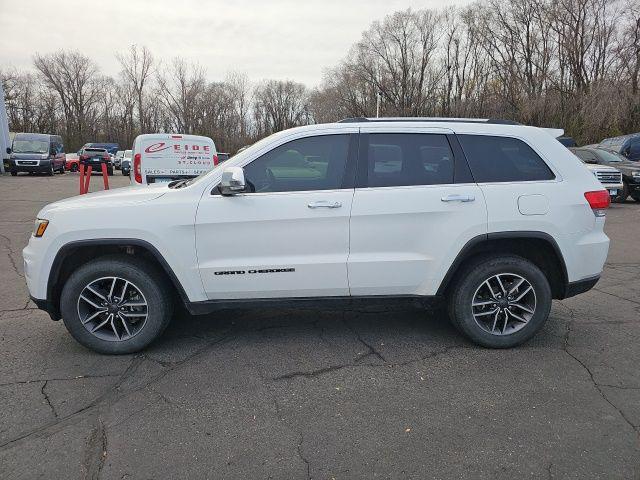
348;126;488;296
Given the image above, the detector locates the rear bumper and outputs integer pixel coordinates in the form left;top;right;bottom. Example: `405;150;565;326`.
562;274;600;299
30;295;60;321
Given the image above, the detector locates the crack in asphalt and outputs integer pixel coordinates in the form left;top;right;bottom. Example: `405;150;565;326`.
0;332;232;453
592;287;640;307
0;233;23;278
297;433;311;480
84;417;107;480
0;374;120;388
272;346;456;381
40;381;58;419
343;315;387;363
562;308;640;445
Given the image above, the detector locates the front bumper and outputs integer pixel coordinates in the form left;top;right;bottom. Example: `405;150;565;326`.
10;160;51;173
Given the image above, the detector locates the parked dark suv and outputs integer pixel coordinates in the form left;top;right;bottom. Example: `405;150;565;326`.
572;147;640;202
9;133;66;176
599;134;640;162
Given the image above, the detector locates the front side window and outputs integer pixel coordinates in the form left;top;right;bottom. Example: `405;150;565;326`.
458;135;555;183
366;133;455;187
243;135;350;193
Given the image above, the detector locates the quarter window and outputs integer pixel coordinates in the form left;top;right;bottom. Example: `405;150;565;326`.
366;134;455;187
458;135;555;183
243;135;350;193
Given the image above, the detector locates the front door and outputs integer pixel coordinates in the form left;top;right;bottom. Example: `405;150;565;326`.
195;132;358;300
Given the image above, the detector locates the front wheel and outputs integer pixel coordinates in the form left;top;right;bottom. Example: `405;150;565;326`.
60;255;173;354
10;170;17;176
70;163;78;172
448;255;552;348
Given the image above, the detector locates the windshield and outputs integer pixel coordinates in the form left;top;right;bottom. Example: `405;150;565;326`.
596;148;625;163
13;139;49;154
124;150;132;158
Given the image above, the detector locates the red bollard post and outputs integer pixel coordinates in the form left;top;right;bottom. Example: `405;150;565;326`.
79;163;85;194
83;165;92;194
101;163;110;190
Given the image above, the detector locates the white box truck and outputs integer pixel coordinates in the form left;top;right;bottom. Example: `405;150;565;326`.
131;133;218;185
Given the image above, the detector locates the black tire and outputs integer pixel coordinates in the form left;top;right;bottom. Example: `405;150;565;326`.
47;163;54;176
631;193;640;202
70;163;78;172
447;255;552;348
108;167;114;176
60;255;174;354
122;169;129;176
10;170;17;176
59;164;65;174
614;183;629;203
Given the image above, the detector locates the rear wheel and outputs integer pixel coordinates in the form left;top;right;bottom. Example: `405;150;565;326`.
447;255;552;348
60;255;173;354
631;192;640;202
70;163;78;172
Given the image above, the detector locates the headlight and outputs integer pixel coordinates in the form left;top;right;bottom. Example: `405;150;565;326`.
33;218;49;237
632;171;640;178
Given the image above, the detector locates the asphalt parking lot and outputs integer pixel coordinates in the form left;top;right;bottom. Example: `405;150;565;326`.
0;172;639;479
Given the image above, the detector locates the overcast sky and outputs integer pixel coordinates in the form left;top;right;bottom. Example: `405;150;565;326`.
0;0;470;87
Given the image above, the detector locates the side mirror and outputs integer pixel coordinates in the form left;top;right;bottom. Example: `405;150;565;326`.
219;166;246;195
6;147;11;155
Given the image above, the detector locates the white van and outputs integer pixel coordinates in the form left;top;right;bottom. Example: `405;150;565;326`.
131;134;218;185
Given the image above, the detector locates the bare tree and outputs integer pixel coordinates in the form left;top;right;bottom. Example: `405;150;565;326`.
33;50;103;149
156;59;207;133
116;45;155;133
253;80;310;135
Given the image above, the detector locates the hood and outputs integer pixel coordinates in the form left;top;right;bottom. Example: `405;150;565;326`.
39;184;168;216
584;164;620;173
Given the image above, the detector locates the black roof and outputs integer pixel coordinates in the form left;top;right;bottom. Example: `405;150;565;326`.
337;117;521;125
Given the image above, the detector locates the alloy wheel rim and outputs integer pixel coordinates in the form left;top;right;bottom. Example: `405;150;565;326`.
471;273;536;336
77;276;148;342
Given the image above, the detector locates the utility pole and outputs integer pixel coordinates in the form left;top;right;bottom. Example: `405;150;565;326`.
376;91;381;118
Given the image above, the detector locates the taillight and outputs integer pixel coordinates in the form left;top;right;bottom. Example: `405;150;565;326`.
133;153;142;183
213;154;219;166
584;190;610;216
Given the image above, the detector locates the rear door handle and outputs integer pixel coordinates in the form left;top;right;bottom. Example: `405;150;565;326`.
308;201;342;209
441;194;475;203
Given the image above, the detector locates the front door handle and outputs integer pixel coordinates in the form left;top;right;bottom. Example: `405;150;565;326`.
308;201;342;209
441;194;475;203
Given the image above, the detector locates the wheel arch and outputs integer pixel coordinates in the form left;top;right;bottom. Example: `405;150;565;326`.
47;239;190;320
437;232;569;300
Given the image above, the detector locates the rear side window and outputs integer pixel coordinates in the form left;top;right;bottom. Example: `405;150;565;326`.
366;133;454;187
458;135;555;183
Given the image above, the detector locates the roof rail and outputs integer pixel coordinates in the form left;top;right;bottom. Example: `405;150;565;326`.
337;117;521;125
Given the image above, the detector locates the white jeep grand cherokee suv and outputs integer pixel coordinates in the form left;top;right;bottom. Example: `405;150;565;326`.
23;118;610;354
